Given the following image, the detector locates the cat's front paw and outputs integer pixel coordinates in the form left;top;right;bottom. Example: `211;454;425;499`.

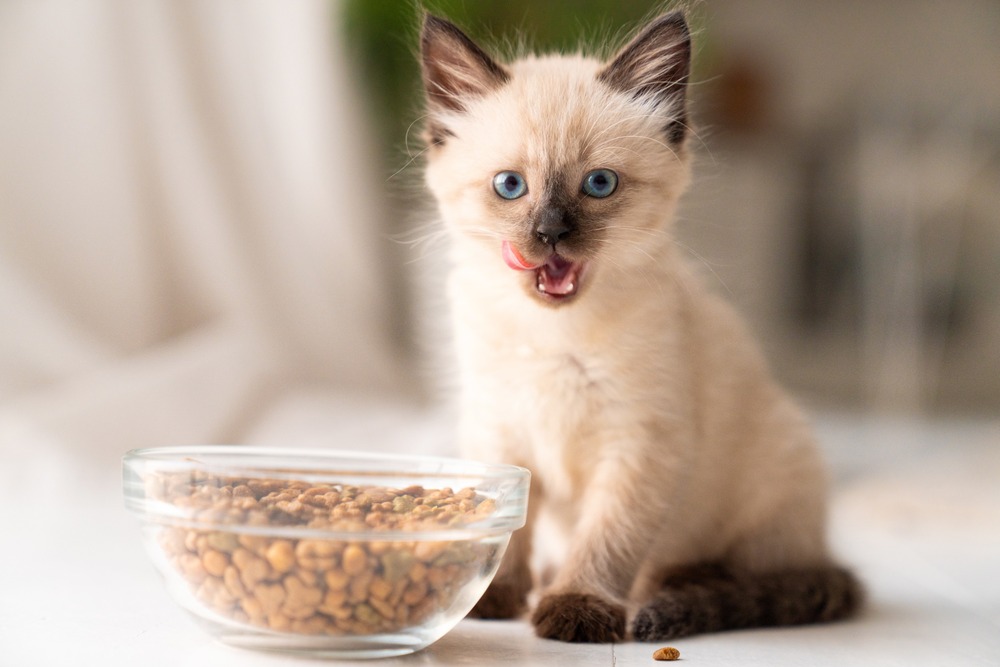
531;592;626;643
469;579;530;619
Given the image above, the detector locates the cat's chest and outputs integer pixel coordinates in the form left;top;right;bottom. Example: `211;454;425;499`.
507;344;600;413
486;343;609;493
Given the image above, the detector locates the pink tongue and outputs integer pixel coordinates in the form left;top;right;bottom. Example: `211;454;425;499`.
501;240;541;271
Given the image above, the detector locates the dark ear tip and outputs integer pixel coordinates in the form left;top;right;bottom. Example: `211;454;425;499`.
653;11;690;37
422;13;446;30
421;13;448;39
422;13;468;42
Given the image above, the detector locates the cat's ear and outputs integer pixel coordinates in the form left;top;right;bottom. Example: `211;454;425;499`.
421;14;509;114
598;11;691;143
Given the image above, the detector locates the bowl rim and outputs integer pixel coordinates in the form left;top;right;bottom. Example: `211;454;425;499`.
123;445;530;479
122;446;530;540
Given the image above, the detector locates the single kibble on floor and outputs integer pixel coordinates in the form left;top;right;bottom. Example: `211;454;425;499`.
653;646;681;661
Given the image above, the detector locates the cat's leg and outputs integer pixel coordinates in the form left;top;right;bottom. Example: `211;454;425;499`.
631;562;863;640
469;480;540;619
531;436;684;643
632;493;864;639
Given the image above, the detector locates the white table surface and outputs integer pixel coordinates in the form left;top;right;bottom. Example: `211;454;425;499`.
2;413;999;666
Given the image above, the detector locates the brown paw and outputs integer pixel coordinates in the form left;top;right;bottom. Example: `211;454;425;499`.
469;579;530;619
631;591;689;641
531;592;626;643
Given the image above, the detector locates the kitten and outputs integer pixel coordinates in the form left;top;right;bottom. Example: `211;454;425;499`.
419;11;862;643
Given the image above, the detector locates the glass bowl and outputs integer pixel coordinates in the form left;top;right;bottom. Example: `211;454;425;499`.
123;446;530;659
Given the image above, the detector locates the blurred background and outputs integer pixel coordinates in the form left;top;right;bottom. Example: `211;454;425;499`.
1;0;998;484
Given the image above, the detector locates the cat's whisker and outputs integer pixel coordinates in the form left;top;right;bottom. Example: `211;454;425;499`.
595;240;667;299
598;222;733;298
394;221;444;240
463;226;506;242
391;222;452;265
668;238;733;298
589;144;650;161
388;143;437;182
593;225;658;242
669;118;717;164
580;112;670;154
604;236;661;266
403;112;436;159
595;134;680;161
594;228;673;248
588;115;672;148
588;129;682;158
594;224;669;236
668;264;695;302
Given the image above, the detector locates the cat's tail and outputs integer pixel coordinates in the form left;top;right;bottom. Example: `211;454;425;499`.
631;563;863;641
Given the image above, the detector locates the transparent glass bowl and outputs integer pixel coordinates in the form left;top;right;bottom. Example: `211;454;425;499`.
123;446;530;659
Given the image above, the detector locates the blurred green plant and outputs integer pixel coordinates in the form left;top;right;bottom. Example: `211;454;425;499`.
340;0;670;171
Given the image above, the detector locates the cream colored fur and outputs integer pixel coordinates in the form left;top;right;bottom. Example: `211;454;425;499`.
423;34;833;615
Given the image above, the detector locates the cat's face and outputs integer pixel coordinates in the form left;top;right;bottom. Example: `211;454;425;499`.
421;14;692;307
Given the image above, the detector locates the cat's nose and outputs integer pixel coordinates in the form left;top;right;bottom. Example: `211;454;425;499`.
535;216;574;246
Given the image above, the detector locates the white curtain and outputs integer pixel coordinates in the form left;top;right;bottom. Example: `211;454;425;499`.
0;0;426;489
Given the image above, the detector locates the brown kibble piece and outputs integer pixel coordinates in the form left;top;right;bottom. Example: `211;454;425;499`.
206;531;239;553
402;580;428;606
369;595;396;620
414;541;446;561
283;575;322;618
324;568;350;591
409;561;427;583
653;646;681;661
292;616;328;635
238;534;269;556
320;589;347;615
255;582;286;615
348;570;375;604
268;612;291;631
234;551;269;589
368;577;392;601
342;544;367;576
426;566;450;591
265;540;295;573
223;566;246;598
295;539;338;570
202;550;229;577
241;595;265;621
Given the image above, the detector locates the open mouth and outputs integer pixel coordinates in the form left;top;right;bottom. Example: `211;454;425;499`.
500;240;585;304
536;254;584;301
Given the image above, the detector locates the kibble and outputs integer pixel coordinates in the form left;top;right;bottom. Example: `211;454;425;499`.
653;646;681;661
202;550;229;577
150;473;499;637
264;540;295;573
342;544;368;576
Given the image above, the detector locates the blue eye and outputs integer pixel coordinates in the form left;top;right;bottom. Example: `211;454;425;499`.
582;169;618;198
493;171;528;200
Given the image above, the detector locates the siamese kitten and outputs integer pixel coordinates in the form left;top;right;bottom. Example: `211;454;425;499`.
419;11;862;643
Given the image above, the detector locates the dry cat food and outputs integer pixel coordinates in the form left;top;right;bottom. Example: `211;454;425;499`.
653;646;681;661
149;472;499;636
